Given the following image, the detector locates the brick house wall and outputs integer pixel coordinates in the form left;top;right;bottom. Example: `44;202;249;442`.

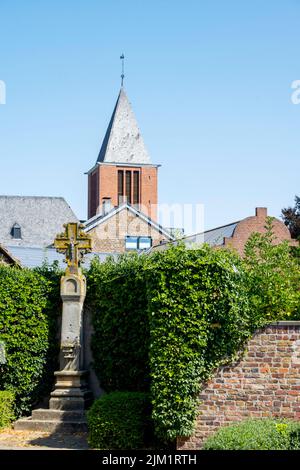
87;206;167;253
223;208;297;256
177;322;300;450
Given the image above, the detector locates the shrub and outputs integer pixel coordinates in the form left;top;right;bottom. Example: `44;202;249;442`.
243;218;300;325
145;244;252;441
85;232;300;444
0;264;59;416
87;391;150;449
86;255;150;392
203;419;300;450
0;391;15;429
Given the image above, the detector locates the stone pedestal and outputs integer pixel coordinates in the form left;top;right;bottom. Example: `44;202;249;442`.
15;269;92;433
49;371;92;411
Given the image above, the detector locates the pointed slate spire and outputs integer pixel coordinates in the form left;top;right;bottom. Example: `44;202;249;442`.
97;88;151;164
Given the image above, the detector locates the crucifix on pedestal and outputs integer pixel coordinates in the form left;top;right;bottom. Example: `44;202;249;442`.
15;223;93;432
50;223;93;413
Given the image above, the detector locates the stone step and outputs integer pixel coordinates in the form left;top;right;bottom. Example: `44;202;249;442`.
32;409;86;421
14;417;88;433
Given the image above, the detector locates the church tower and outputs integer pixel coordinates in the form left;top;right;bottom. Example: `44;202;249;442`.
87;88;159;221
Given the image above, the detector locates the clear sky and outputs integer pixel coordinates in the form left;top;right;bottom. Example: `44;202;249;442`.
0;0;299;233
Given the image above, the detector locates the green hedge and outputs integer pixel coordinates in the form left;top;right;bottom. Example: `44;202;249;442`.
87;392;150;449
87;245;253;442
0;391;15;429
145;245;252;441
86;254;150;392
203;419;300;450
0;264;60;416
243;218;300;325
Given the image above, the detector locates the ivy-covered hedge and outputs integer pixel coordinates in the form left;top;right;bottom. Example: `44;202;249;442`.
87;391;151;449
0;391;15;429
87;229;300;444
86;254;150;392
0;264;60;416
145;245;252;440
87;246;253;442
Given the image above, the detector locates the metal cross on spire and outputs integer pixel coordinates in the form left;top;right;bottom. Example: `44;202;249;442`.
120;53;125;87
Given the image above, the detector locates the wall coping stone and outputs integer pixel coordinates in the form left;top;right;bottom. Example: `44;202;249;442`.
270;321;300;326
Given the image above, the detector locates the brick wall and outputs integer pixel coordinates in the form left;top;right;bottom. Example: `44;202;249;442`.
224;208;297;256
140;166;158;221
88;163;158;221
177;322;300;450
88;206;167;253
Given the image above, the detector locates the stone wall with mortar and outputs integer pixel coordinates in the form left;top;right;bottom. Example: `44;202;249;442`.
87;206;167;253
177;322;300;450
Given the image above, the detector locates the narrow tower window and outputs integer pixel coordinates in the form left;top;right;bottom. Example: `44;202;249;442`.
118;170;124;204
126;171;132;204
133;171;140;206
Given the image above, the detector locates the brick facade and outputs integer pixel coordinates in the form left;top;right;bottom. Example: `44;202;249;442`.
177;322;300;450
88;163;158;221
87;206;167;253
224;207;297;256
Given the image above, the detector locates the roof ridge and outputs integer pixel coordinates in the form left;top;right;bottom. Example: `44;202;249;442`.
0;195;66;200
97;89;122;163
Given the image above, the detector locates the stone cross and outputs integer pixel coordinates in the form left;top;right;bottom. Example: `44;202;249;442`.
54;222;92;274
49;222;93;414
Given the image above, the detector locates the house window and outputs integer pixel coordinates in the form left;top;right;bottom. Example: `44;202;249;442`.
138;237;152;250
125;236;152;251
118;170;124;205
133;171;140;206
126;171;132;204
11;223;21;239
125;236;138;250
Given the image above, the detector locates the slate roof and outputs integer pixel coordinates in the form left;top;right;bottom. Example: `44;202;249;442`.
6;245;117;269
0;196;78;248
149;221;239;252
96;88;151;165
183;222;239;247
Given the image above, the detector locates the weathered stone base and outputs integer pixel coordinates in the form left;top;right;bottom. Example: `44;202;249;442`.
14;413;88;433
49;370;93;411
14;370;92;433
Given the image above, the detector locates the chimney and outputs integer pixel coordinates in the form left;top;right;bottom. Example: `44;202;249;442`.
102;198;112;215
255;207;268;218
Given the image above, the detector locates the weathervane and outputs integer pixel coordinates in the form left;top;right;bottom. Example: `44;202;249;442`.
120;53;125;87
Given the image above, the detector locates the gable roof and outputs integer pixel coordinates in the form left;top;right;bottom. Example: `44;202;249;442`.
0;196;78;248
96;88;151;165
0;244;20;266
84;202;174;240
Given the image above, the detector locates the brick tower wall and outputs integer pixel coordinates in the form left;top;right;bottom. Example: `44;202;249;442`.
88;164;158;221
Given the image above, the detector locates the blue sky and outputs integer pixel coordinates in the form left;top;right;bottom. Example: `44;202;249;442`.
0;0;299;232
